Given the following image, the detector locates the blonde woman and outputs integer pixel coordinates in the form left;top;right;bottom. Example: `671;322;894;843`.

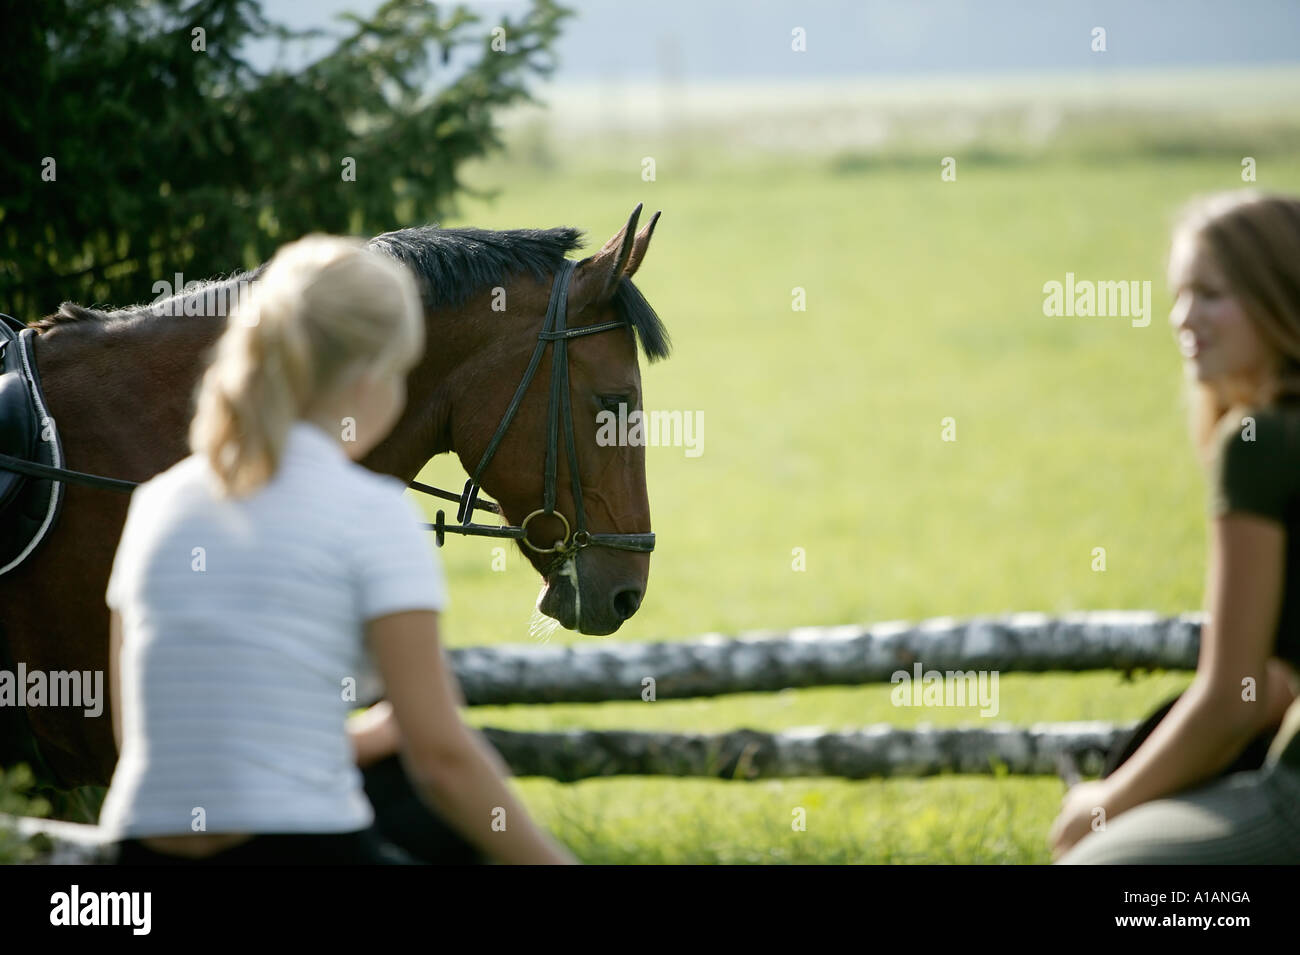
98;235;575;864
1052;192;1300;863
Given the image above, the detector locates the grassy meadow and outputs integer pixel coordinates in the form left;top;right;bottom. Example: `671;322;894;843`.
406;72;1300;863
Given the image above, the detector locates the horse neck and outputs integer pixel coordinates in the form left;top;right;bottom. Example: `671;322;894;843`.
363;292;537;482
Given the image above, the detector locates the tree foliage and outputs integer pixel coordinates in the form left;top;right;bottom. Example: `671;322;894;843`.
0;0;570;318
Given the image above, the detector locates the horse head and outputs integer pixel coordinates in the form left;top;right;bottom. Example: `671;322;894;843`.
369;205;669;635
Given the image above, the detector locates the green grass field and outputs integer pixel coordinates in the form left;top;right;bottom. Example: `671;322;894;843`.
404;82;1300;863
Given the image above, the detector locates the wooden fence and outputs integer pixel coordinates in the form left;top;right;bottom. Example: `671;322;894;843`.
2;610;1197;862
451;609;1199;704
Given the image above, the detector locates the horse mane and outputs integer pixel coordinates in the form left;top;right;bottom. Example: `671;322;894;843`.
371;225;671;362
369;225;583;308
33;267;266;331
34;225;671;362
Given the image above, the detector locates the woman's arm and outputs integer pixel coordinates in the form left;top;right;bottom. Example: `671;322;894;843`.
1263;657;1298;724
366;609;578;864
109;609;124;755
1052;512;1287;857
1103;512;1286;816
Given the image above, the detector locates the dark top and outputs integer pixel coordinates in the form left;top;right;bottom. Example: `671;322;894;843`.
1209;403;1300;669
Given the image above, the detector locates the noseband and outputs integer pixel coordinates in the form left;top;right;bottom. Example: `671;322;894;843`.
408;260;656;564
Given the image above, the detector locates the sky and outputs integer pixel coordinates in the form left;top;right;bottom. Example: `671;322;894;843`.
248;0;1300;81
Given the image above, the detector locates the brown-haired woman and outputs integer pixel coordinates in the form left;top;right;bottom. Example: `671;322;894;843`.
1052;192;1300;863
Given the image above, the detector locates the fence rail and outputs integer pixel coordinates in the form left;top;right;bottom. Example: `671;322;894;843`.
480;720;1129;782
452;611;1201;705
1;721;1132;862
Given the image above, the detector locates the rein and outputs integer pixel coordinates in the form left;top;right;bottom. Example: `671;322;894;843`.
0;262;656;559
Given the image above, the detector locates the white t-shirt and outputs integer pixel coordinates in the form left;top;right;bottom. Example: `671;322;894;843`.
97;421;447;838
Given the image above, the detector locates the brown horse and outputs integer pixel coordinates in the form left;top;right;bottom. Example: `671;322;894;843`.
0;205;668;789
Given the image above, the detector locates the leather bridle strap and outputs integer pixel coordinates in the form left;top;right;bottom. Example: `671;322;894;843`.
417;259;655;557
0;267;657;559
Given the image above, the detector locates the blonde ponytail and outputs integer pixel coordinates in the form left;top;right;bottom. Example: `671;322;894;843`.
190;235;424;497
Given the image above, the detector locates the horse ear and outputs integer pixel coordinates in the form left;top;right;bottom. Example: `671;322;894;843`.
570;203;643;313
622;209;660;279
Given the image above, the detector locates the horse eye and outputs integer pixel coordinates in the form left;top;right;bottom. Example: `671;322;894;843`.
598;394;630;413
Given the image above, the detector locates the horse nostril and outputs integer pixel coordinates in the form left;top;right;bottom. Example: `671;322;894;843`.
612;588;642;620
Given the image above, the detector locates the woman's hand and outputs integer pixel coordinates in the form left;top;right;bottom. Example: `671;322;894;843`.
1049;779;1115;860
347;700;401;768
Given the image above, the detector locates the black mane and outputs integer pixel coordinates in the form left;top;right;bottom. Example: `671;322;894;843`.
40;225;671;362
369;225;582;309
370;225;671;361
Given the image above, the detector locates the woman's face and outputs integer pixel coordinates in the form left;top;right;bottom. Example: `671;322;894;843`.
315;361;407;461
346;366;406;460
1168;232;1278;400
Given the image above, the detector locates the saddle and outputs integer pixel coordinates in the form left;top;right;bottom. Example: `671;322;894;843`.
0;313;65;576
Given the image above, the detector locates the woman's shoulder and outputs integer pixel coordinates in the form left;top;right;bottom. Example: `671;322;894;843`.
1210;402;1300;520
129;453;211;508
279;425;406;504
332;460;426;528
334;457;408;499
333;461;447;615
1215;402;1300;455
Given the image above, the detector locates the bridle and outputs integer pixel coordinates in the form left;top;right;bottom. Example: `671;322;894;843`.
0;262;656;565
407;259;656;565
